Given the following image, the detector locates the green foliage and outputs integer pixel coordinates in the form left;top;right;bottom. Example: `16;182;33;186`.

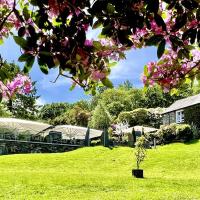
135;136;146;170
52;105;91;127
96;88;134;117
155;123;193;144
176;124;193;141
39;103;71;121
0;61;39;120
148;107;164;128
191;123;200;139
118;108;149;127
0;103;12;117
89;104;112;129
0;61;20;82
11;82;39;120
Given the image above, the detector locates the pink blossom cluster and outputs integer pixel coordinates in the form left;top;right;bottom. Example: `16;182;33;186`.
142;48;200;91
91;70;106;81
0;74;32;99
0;0;22;39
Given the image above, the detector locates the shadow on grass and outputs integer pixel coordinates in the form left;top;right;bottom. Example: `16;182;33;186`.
184;139;199;145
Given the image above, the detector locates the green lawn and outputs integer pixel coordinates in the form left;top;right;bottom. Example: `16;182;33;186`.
0;141;200;200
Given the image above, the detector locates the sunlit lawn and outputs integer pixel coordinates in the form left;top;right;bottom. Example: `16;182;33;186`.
0;141;200;200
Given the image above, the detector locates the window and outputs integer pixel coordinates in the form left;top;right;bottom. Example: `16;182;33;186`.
176;110;184;123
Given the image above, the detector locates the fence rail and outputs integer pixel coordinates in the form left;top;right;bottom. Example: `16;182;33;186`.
0;139;82;147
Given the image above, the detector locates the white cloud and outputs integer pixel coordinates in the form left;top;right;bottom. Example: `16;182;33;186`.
86;28;101;40
36;97;46;106
38;69;72;90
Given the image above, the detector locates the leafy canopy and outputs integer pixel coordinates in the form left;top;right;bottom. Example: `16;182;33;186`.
0;0;199;94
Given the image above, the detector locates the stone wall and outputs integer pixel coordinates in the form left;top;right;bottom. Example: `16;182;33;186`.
163;114;170;125
163;111;176;125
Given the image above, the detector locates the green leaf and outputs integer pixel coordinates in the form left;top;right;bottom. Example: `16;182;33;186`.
107;3;115;13
157;39;166;58
184;45;195;50
0;38;4;45
69;83;76;91
13;36;28;49
93;41;102;50
23;56;35;74
108;62;117;67
18;53;33;62
0;69;8;81
170;88;178;95
30;0;38;6
40;65;49;74
101;24;112;35
76;54;81;61
39;51;52;56
23;6;30;21
146;35;163;46
101;78;113;88
0;93;2;103
185;78;192;84
119;52;126;59
144;65;149;76
92;20;102;29
178;48;190;60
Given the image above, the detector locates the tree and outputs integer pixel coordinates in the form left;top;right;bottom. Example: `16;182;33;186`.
0;61;38;119
96;88;134;117
39;103;71;122
0;0;199;96
0;60;32;102
51;103;91;127
0;103;12;117
89;104;112;129
11;82;39;120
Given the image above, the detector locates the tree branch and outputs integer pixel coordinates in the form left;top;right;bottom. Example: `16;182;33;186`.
0;0;16;32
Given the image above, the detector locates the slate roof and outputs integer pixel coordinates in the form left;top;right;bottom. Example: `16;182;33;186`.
163;93;200;114
48;125;102;140
0;118;51;134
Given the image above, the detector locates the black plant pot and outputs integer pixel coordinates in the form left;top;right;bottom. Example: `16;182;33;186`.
132;169;143;178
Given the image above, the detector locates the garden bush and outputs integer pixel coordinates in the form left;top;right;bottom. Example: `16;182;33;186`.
155;123;193;144
175;124;193;141
117;108;149;126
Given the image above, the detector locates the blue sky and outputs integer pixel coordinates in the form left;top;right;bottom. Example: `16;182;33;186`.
0;31;157;104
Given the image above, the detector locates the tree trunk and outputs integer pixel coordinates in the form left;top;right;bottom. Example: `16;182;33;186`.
7;99;13;112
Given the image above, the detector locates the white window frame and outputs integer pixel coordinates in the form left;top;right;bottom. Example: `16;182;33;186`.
176;110;184;123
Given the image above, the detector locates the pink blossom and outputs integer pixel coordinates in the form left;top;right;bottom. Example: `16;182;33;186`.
0;74;32;99
84;39;93;47
91;71;106;81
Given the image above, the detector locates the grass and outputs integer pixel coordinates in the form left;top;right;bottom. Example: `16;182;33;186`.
0;141;200;200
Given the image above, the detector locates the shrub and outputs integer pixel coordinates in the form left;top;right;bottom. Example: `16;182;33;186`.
118;108;149;126
176;124;193;141
90;139;101;146
147;107;164;128
117;111;135;126
155;123;193;144
191;123;200;139
135;136;147;169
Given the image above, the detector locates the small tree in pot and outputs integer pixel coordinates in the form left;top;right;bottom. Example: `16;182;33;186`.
132;136;146;178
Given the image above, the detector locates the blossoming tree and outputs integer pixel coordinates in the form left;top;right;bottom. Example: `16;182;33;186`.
0;0;199;95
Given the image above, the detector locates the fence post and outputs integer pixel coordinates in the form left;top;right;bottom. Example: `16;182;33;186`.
153;138;156;149
84;127;90;146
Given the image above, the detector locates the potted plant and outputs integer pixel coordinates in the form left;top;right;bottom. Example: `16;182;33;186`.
132;136;146;178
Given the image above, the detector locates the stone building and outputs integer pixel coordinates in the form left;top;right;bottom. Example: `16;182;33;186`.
162;93;200;125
